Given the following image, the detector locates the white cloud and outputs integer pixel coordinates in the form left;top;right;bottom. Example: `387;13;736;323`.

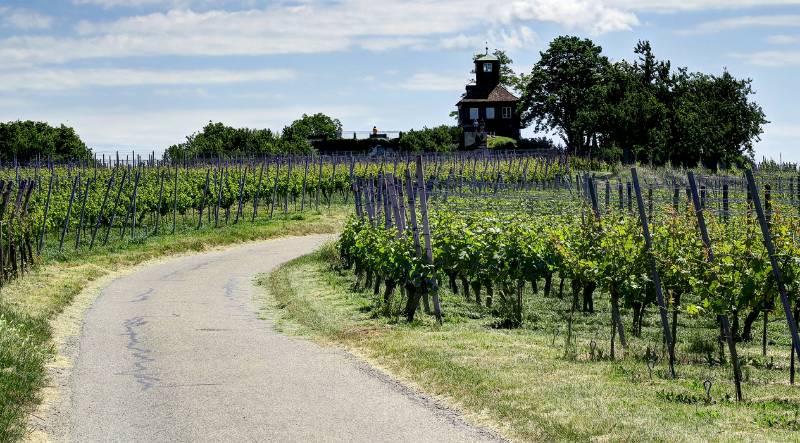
678;15;800;34
0;68;295;91
731;50;800;67
492;26;538;50
71;0;244;8
439;34;483;50
767;34;800;44
0;1;642;68
505;0;639;34
399;73;467;92
611;0;800;12
0;7;53;30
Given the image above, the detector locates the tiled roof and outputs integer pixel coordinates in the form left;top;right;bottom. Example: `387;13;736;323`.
458;84;518;104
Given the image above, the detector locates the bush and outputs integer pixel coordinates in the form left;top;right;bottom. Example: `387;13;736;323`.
488;136;517;150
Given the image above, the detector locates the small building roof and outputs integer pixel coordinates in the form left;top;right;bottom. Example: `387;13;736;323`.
475;54;499;62
457;84;518;104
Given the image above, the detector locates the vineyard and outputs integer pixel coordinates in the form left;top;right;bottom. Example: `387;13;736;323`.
0;152;572;290
0;150;573;440
338;155;800;407
5;150;800;438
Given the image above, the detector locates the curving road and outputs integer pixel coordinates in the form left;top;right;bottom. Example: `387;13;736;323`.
69;234;499;442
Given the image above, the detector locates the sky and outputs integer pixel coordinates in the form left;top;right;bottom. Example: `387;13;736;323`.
0;1;799;161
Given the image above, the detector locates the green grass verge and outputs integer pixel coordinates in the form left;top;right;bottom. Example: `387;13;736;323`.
0;208;346;442
263;245;800;442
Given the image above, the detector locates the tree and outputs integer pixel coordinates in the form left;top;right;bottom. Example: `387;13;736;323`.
518;37;768;167
0;120;91;162
164;113;343;160
282;113;342;144
601;42;671;164
518;36;611;156
398;125;461;152
669;70;767;169
164;122;288;160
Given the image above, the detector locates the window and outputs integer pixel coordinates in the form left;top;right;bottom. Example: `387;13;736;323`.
483;62;492;72
486;107;495;119
502;107;512;119
469;107;479;120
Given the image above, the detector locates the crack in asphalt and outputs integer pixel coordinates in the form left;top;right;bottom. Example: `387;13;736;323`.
129;288;155;303
119;316;160;391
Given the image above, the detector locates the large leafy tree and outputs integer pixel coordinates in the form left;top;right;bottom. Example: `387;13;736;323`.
518;36;611;156
602;41;671;164
518;37;767;167
669;70;767;168
164;121;286;160
0;120;91;162
282;113;342;144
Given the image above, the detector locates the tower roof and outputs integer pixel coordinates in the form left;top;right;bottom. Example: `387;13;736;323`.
457;84;518;105
475;54;499;62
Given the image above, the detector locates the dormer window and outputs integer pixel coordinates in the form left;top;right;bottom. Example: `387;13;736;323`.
483;63;492;73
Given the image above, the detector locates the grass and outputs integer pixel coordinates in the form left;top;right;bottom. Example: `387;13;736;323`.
0;207;347;442
263;244;800;442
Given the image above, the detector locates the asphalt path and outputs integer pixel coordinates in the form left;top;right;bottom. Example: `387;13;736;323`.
69;234;500;442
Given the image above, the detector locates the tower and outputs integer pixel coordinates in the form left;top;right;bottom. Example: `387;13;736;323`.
474;54;500;91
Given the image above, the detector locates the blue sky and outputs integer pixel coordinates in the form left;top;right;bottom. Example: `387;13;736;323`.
0;0;799;161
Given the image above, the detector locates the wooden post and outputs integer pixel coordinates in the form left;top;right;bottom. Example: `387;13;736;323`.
214;167;222;228
315;155;323;211
104;167;129;245
416;156;442;323
75;177;93;249
270;158;280;218
626;181;632;213
284;156;291;214
301;156;309;211
59;175;79;253
722;183;729;223
128;168;141;239
235;166;246;224
252;160;265;222
37;173;54;254
388;175;403;236
155;169;165;234
631;168;675;378
354;180;363;218
688;171;743;401
90;170;115;250
197;169;210;229
745;170;800;378
172;165;179;234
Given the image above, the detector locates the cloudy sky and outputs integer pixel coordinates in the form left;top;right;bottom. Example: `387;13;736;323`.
1;0;799;160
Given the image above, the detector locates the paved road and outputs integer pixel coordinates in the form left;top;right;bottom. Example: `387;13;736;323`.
70;235;499;442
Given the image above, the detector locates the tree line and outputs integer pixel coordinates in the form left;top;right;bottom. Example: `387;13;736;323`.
0;120;91;163
508;36;767;169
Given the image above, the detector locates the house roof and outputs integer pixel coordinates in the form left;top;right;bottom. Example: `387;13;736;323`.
457;84;518;104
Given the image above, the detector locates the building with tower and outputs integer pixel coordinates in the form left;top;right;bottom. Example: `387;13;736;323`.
456;51;521;148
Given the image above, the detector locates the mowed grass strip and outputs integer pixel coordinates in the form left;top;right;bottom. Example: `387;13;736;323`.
0;208;346;442
263;245;800;442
